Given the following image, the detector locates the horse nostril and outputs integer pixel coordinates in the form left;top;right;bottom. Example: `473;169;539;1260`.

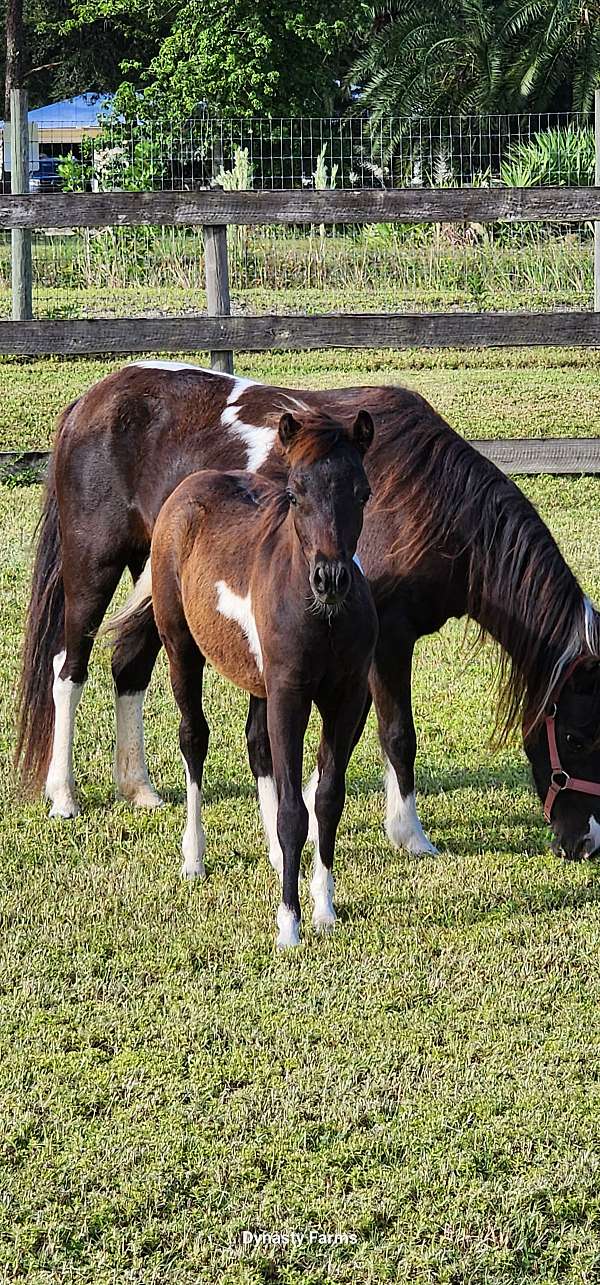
336;564;351;598
312;562;329;597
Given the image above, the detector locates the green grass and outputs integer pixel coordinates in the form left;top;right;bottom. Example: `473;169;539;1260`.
3;458;600;1277
3;345;600;454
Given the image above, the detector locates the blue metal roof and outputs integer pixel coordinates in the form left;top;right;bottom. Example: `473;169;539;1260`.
28;94;112;126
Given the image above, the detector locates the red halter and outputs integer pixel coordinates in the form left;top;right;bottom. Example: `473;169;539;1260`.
540;658;600;823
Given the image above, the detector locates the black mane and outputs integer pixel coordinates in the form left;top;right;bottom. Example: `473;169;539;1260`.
371;388;600;737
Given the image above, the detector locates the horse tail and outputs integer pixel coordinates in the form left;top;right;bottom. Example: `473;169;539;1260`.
100;558;154;652
15;452;65;795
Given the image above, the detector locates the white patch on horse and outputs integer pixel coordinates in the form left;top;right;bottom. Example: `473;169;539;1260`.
181;758;206;879
114;690;163;809
215;581;263;673
257;776;283;880
384;760;438;855
221;381;275;471
353;552;365;574
276;903;301;949
132;360;212;372
585;814;600;858
45;650;83;819
303;766;320;844
310;847;336;932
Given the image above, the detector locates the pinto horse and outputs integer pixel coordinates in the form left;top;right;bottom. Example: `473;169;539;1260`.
16;362;600;862
103;409;378;947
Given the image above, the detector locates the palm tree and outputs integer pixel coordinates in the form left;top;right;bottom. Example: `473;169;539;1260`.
502;0;600;111
349;0;512;119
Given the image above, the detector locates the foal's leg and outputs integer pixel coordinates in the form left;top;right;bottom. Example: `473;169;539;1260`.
370;633;438;856
111;558;163;809
46;554;123;818
310;684;369;931
303;691;371;844
267;687;311;948
245;695;283;879
163;625;209;879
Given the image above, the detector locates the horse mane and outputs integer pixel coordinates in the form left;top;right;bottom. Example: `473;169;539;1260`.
372;390;600;740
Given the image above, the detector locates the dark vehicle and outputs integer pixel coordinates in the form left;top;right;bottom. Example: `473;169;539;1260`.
30;155;62;192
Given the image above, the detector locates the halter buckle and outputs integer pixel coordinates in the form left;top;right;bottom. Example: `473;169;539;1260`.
551;769;570;791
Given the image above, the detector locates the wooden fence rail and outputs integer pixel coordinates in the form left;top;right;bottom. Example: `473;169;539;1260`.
3;311;600;356
1;185;600;478
3;186;600;228
3;438;600;484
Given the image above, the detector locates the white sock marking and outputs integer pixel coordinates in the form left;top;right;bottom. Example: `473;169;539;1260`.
114;691;163;809
181;758;206;879
215;581;263;673
45;650;83;819
310;850;336;931
384;759;438;855
303;766;320;844
257;776;283;879
276;903;301;949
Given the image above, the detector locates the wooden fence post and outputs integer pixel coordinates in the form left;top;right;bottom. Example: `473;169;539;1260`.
595;89;600;312
10;87;32;321
204;224;233;375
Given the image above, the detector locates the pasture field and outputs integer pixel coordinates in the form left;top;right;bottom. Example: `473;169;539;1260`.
1;350;600;1282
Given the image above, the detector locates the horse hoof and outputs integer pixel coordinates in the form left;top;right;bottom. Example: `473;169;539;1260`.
48;794;79;819
313;911;337;934
181;860;206;880
406;837;439;856
276;906;301;948
118;783;164;810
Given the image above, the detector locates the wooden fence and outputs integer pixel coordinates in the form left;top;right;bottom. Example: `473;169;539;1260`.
2;185;600;476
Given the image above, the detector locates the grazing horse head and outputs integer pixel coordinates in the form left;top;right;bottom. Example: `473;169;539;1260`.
524;658;600;861
278;407;373;609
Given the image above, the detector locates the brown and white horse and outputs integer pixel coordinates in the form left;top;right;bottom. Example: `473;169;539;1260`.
16;361;600;862
102;408;378;946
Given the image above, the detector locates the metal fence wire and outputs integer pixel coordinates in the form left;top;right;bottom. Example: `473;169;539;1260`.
1;112;598;322
9;112;594;193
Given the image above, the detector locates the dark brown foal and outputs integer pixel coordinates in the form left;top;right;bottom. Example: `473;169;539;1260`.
106;408;378;947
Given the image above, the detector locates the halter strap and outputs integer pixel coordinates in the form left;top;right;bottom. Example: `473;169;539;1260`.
540;658;600;822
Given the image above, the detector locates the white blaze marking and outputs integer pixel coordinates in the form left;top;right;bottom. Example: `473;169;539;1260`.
257;776;283;879
45;650;83;819
215;581;263;673
114;691;162;809
181;758;206;879
353;553;365;574
276;903;301;949
384;759;438;855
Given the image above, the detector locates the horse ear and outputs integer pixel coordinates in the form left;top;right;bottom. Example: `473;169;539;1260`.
278;412;302;450
352;409;374;456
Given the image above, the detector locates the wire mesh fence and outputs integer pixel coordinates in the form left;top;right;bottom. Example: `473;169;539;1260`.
0;113;598;322
6;112;594;192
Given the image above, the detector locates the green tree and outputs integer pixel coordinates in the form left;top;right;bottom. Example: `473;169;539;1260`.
502;0;600;110
349;0;512;119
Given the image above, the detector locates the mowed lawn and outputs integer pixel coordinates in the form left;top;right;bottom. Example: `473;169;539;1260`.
2;352;600;1282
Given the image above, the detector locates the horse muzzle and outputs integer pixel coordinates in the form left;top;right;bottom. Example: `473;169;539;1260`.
310;558;352;607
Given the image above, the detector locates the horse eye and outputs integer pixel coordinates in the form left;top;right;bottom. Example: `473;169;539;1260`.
566;732;585;752
286;489;297;507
